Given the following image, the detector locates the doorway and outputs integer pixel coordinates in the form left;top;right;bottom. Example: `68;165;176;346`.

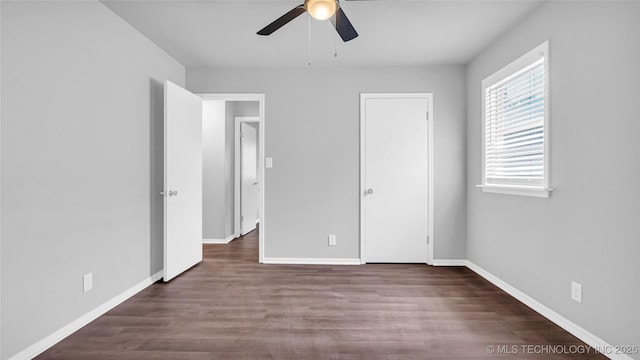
360;93;434;264
160;85;266;283
199;94;266;263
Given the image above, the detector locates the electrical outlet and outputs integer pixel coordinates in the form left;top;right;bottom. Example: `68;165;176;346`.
83;273;93;293
328;235;337;246
571;281;582;303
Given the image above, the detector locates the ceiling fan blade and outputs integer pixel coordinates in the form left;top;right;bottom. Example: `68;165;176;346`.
330;7;359;42
257;5;307;36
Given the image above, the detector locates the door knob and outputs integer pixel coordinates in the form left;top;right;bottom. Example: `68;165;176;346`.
366;188;374;195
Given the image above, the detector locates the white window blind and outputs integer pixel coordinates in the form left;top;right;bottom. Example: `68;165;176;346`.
481;41;550;198
485;59;545;186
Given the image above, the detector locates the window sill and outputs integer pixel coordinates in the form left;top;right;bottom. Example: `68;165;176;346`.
476;184;553;198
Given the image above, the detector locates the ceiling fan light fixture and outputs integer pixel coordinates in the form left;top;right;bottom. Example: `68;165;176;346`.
305;0;338;21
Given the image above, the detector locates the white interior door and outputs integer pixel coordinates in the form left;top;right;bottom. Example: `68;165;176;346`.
164;81;203;281
362;95;429;263
240;123;259;235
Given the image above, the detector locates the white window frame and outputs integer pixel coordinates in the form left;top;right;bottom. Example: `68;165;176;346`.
480;41;552;198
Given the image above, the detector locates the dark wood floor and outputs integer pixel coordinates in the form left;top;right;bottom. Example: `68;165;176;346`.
37;229;605;359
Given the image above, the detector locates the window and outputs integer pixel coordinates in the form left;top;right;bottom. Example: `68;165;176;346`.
481;41;551;198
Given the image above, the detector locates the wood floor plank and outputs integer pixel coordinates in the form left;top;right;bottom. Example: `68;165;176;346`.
36;229;606;359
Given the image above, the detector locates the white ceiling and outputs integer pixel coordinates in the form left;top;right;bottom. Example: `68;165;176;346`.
102;0;545;68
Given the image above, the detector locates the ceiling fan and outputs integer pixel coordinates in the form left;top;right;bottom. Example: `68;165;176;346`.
257;0;359;42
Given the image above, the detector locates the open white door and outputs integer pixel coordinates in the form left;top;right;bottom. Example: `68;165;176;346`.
164;81;203;281
361;94;431;263
240;123;259;235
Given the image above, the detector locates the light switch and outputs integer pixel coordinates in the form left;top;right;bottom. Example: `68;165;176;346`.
571;281;582;303
266;157;273;168
83;273;93;293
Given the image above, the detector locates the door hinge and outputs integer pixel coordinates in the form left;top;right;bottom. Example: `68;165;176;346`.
426;112;429;121
240;215;244;223
427;236;430;244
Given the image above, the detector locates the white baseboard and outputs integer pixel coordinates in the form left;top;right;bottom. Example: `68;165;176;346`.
262;257;361;265
10;270;163;360
203;234;236;244
465;261;633;360
432;259;467;266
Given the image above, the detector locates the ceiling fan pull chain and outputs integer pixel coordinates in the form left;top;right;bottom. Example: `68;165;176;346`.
308;14;312;66
334;32;338;58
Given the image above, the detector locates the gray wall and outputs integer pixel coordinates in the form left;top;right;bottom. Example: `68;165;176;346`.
466;1;640;354
0;1;185;358
224;102;235;237
188;67;467;260
233;101;260;118
202;100;226;239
